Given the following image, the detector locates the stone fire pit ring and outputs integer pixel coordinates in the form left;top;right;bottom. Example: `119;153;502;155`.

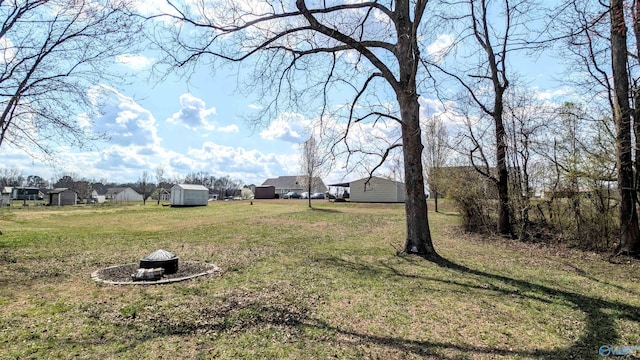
91;261;221;285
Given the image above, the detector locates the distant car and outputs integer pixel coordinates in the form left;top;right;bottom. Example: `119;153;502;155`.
301;192;309;199
284;191;301;199
310;192;325;199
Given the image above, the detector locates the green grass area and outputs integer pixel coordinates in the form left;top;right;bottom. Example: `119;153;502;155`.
0;200;639;359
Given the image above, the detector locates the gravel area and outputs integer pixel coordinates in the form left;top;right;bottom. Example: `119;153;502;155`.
92;261;220;285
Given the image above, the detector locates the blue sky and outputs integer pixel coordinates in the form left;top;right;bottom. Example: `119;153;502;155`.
0;1;572;187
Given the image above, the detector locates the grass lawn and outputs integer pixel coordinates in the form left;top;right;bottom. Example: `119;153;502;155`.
0;200;639;359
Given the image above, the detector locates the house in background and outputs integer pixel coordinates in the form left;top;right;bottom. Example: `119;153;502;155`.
170;184;209;206
86;189;105;204
333;176;405;203
261;175;327;197
104;187;143;202
48;188;79;206
158;188;171;201
10;187;44;201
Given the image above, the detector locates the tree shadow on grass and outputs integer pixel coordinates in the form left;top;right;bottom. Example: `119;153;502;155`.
312;255;640;358
389;255;637;359
67;256;639;359
562;261;640;298
309;207;343;213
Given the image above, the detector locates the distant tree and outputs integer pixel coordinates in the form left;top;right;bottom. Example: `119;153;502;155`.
431;0;541;237
0;167;23;187
155;166;164;205
54;174;76;189
298;136;328;208
137;170;150;205
241;187;254;200
422;116;449;213
0;0;142;156
214;176;242;198
25;175;46;188
72;180;91;197
90;181;109;195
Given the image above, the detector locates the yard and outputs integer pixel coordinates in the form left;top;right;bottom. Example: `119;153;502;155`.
0;200;639;359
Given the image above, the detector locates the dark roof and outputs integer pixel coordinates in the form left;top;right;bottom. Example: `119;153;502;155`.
48;188;77;194
262;176;301;189
328;182;350;187
262;176;327;192
105;187;129;195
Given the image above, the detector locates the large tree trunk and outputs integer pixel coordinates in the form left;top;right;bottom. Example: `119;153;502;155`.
399;93;439;259
611;0;640;256
495;114;512;237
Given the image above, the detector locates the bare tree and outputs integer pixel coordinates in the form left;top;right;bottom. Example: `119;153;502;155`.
555;0;640;255
429;0;542;237
0;0;142;156
25;175;47;188
299;136;327;208
138;170;149;205
0;167;23;187
155;166;165;205
422;115;449;213
214;175;242;199
151;0;439;259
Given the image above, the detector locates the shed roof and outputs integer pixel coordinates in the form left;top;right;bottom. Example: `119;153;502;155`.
173;184;209;191
48;188;76;194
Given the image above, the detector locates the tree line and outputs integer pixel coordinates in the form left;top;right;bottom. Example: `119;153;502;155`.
0;167;246;201
421;0;640;257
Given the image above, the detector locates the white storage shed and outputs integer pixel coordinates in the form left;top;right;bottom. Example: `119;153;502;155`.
171;184;209;206
349;176;405;203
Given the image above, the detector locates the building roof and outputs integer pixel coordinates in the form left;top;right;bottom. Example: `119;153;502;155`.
173;184;209;191
327;181;350;187
48;188;73;194
329;176;404;187
105;187;130;196
262;176;327;191
262;176;301;189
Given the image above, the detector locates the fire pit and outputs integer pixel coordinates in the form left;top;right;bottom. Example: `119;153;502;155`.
139;249;179;274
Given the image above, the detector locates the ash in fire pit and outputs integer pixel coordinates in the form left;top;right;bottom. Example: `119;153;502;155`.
140;249;179;274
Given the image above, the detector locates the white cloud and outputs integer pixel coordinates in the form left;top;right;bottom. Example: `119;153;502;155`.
87;84;161;148
260;112;310;143
167;93;217;130
428;34;454;62
533;86;575;101
218;124;240;133
115;54;154;71
0;37;15;64
184;141;293;184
